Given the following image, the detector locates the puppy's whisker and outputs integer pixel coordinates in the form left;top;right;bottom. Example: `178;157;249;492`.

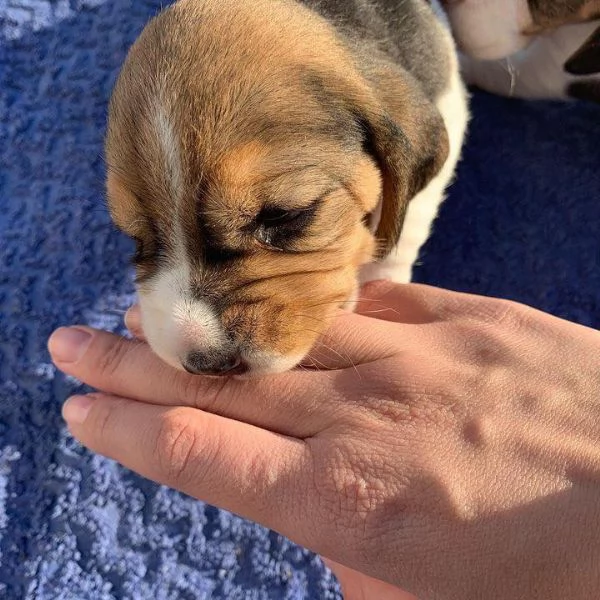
302;300;346;310
302;296;390;310
304;354;331;371
355;297;403;305
291;313;330;326
317;341;362;380
502;57;518;96
359;306;404;318
294;328;361;379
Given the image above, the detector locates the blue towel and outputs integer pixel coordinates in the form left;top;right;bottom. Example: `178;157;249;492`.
1;0;599;597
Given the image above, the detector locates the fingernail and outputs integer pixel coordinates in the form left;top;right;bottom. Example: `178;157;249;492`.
48;327;92;363
62;395;94;425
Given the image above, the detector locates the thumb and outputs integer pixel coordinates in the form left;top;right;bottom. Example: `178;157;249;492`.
303;280;450;370
355;281;449;324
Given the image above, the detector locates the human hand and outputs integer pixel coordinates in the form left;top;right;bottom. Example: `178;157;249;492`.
48;282;600;600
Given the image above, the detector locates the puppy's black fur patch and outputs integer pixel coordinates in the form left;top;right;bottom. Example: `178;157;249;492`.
565;25;600;75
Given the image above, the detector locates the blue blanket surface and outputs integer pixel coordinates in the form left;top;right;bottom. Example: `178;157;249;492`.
1;1;599;598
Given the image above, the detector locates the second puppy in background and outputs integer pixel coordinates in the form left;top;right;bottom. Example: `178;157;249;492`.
443;0;600;102
105;0;468;377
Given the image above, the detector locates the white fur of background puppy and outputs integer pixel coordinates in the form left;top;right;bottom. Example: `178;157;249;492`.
442;0;600;102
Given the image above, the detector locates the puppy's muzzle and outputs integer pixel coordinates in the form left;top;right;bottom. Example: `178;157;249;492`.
182;348;248;376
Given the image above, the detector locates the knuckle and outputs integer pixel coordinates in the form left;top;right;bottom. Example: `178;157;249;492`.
485;298;532;329
169;369;201;406
195;377;231;414
313;445;388;525
154;409;205;488
189;374;234;414
337;470;385;520
466;296;532;330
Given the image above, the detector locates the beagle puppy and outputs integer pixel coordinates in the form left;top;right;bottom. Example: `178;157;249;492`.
105;0;469;376
443;0;600;102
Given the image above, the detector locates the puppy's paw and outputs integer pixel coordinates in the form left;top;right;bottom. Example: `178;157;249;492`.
565;26;600;103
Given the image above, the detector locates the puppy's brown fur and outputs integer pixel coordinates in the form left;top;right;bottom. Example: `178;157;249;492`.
105;0;451;372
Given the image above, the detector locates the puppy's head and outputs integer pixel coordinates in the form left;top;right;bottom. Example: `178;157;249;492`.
105;0;448;376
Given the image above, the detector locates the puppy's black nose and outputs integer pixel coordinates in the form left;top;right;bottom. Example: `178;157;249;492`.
183;350;248;376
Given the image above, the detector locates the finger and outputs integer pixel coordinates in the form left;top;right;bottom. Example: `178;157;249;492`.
355;280;494;323
48;326;340;437
305;281;521;370
303;281;463;369
62;393;309;538
124;304;145;340
303;310;405;370
356;280;529;327
355;281;443;324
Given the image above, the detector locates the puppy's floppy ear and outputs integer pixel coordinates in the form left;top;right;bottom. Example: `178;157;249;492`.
342;64;450;258
106;170;145;237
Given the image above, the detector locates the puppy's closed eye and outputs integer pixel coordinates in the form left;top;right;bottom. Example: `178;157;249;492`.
257;207;306;227
254;205;317;250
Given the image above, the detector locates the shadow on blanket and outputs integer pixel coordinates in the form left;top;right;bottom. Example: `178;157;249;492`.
0;1;598;598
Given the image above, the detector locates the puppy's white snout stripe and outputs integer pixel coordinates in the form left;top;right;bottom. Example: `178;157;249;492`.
138;261;228;371
172;299;224;347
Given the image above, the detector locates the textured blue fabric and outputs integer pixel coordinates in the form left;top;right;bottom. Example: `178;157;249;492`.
0;0;599;598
